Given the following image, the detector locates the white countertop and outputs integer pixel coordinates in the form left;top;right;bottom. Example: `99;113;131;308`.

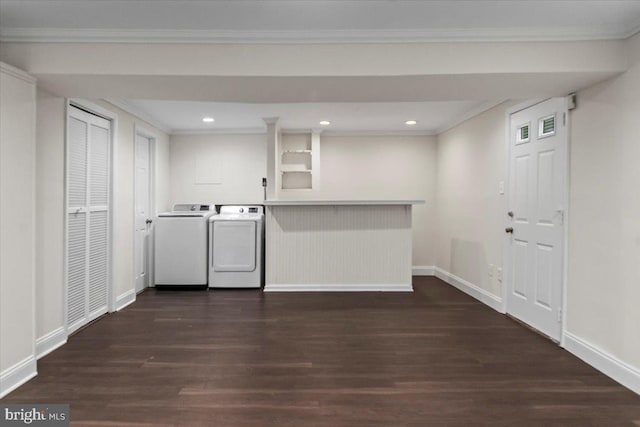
264;199;425;206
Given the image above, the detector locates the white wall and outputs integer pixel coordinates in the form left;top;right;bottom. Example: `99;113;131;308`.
567;32;640;369
169;133;267;205
0;63;37;396
435;103;514;296
32;97;171;347
433;35;640;386
279;134;437;267
171;133;437;266
93;100;172;302
35;89;65;346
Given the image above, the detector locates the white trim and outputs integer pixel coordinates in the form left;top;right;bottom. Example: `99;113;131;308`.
564;332;640;396
133;124;157;291
280;129;322;135
29;71;37;380
322;129;436;137
68;99;118;123
264;284;413;292
436;100;507;134
263;117;280;125
171;128;438;137
434;267;504;313
0;61;37;84
106;99;171;134
264;199;423;206
2;26;640;44
35;327;67;359
0;355;37;399
561;106;572;347
171;127;267;136
115;289;136;311
412;265;435;276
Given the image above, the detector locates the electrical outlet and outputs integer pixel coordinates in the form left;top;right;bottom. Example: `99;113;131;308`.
497;268;503;282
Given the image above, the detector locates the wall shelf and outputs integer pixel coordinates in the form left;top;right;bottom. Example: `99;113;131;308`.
282;150;312;154
281;169;312;174
279;132;318;191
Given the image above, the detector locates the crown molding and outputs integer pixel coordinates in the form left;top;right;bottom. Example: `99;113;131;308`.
322;129;436;137
105;99;505;138
0;61;36;84
280;129;315;135
170;128;436;137
104;99;171;134
170;128;266;136
627;16;640;39
435;100;508;135
2;25;640;44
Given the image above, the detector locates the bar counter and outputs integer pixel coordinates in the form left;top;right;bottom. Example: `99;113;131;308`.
263;200;424;292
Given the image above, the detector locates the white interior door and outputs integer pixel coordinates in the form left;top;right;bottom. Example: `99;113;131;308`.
506;98;567;341
134;133;152;293
67;105;111;334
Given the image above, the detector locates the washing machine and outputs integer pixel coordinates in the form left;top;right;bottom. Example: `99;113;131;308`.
155;204;217;286
209;205;264;288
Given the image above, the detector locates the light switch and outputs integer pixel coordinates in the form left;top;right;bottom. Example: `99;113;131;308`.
499;181;505;195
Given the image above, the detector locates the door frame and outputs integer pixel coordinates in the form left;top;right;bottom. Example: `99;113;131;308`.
133;124;157;291
64;99;118;336
501;97;571;346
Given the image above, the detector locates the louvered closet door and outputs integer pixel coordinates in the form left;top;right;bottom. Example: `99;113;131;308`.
67;106;111;334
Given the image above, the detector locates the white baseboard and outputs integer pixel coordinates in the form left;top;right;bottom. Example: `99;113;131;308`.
564;332;640;395
264;283;413;292
36;326;67;359
0;355;37;398
115;289;136;311
412;265;435;276
434;267;504;313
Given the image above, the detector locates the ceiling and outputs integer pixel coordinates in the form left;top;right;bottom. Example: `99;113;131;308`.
1;0;640;43
117;100;499;134
3;1;637;134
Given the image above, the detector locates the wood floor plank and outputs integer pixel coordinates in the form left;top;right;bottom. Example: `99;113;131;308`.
2;276;639;426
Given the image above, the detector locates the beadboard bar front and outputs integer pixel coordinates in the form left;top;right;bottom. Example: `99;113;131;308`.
263;201;423;291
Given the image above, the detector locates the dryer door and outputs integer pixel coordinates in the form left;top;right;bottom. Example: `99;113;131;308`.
212;221;256;272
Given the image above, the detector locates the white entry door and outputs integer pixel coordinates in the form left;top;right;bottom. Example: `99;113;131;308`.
66;105;111;334
506;98;567;341
134;133;152;293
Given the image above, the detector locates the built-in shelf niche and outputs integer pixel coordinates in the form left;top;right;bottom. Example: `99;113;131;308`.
280;132;319;191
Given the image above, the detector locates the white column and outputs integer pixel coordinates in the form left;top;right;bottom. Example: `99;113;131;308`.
310;130;321;192
263;117;279;200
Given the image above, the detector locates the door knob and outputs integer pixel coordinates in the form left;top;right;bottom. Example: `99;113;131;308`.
507;211;514;218
145;219;153;225
505;227;514;234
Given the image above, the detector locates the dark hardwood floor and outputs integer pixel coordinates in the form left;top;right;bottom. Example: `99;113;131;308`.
4;277;640;426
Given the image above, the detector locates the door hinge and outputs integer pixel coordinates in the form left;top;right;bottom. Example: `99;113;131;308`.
557;309;562;323
563;112;566;126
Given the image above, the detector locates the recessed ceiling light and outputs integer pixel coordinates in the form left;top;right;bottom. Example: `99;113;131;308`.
202;117;215;123
405;120;417;125
319;120;331;126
